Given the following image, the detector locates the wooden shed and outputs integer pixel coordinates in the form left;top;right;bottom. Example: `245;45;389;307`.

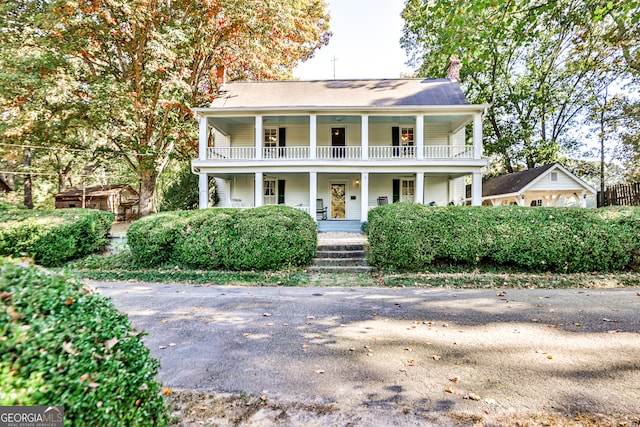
55;184;139;221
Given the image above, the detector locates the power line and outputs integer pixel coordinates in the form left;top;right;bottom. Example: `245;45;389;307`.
0;142;158;156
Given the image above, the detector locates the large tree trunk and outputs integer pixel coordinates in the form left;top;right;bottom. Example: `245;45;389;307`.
23;148;33;209
138;171;158;217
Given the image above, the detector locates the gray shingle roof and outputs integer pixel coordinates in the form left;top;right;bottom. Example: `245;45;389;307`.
209;79;469;109
482;164;556;197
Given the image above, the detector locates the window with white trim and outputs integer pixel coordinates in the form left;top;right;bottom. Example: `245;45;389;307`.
264;128;278;158
550;172;558;182
263;179;277;205
530;199;543;206
401;179;415;202
401;127;414;156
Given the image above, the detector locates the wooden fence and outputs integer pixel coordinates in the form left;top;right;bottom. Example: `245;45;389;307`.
597;183;640;207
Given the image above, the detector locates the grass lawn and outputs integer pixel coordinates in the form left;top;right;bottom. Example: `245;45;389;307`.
60;250;640;289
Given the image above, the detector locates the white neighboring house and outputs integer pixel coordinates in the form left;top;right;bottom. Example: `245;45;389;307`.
480;163;597;207
191;78;490;222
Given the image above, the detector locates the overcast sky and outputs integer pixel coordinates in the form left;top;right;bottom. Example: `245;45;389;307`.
293;0;414;80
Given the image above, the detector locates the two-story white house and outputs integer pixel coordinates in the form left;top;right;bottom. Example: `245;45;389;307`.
192;78;489;222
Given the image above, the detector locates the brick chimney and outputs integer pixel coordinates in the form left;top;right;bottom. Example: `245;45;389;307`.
215;65;227;86
446;58;461;83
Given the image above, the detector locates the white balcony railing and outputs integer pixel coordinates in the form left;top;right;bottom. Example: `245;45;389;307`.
262;146;310;159
316;146;362;160
207;147;256;160
424;145;473;159
205;145;475;161
369;146;416;159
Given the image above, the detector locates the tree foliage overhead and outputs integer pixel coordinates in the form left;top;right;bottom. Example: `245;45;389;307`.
401;0;639;173
0;0;331;214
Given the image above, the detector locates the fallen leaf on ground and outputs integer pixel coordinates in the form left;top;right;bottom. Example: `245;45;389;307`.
445;386;453;393
162;387;172;396
315;369;325;374
159;345;167;349
497;292;506;297
464;393;481;401
263;313;272;317
104;337;119;350
65;297;74;306
266;322;274;326
603;318;620;323
450;376;460;383
432;355;442;361
547;354;553;360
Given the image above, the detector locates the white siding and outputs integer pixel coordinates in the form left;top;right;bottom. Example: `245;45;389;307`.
424;175;449;206
528;170;587;192
425;123;449;146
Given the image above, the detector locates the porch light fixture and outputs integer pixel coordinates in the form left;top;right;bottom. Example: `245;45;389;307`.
521;194;525;200
353;179;360;188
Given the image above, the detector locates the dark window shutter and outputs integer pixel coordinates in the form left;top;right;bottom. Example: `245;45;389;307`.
278;180;285;204
392;126;400;156
278;128;286;147
392;179;400;203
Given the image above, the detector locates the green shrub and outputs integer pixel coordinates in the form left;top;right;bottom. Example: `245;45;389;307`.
368;205;640;272
0;209;113;266
0;258;169;426
128;206;317;270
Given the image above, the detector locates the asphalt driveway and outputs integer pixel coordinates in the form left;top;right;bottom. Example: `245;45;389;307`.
93;281;640;426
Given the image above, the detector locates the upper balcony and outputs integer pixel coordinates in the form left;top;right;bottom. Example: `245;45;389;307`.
205;145;474;161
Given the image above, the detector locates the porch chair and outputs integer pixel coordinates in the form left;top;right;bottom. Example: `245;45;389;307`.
377;196;388;206
316;199;327;220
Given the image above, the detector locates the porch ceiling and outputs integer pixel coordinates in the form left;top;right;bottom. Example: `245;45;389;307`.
211;113;472;129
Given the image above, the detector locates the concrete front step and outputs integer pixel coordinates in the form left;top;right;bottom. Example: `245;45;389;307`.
317;244;366;252
307;265;377;274
315;250;367;259
312;257;369;266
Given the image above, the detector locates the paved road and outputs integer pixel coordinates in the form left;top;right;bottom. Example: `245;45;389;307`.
93;282;640;425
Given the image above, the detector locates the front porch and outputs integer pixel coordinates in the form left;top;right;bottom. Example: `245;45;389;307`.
200;169;483;222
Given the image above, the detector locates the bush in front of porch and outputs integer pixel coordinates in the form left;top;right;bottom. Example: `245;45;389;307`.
368;204;640;273
0;208;113;266
127;206;317;270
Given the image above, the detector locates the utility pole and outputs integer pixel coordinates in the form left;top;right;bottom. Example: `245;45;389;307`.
331;55;339;79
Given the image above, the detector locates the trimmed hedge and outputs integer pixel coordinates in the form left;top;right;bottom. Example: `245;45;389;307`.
0;209;114;266
0;258;169;426
127;206;317;270
368;204;640;272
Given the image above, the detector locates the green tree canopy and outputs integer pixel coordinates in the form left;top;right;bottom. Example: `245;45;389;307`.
1;0;331;213
401;0;639;172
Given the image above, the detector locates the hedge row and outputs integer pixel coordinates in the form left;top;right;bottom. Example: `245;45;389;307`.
368;204;640;272
127;205;317;270
0;209;114;266
0;258;169;425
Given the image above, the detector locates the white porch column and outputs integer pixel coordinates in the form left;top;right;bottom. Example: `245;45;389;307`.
471;172;482;206
309;172;317;221
198;173;209;209
254;172;263;207
473;113;482;160
309;114;317;160
255;115;263;159
360;172;369;222
416;172;425;204
199;117;208;160
361;114;369;160
416;115;424;160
